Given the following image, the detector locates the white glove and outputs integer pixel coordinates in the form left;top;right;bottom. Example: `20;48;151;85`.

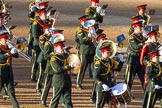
102;84;110;91
10;48;17;55
117;54;124;62
69;62;76;68
2;8;7;13
96;6;102;14
155;85;161;89
142;27;148;38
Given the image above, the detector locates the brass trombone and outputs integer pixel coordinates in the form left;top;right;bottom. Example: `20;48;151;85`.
7;40;31;62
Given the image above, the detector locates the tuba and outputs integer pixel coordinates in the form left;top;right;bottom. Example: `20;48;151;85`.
96;40;117;59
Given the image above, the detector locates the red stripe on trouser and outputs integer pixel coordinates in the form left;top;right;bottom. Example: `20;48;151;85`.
110;97;115;108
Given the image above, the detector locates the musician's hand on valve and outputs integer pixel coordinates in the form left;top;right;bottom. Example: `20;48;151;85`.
10;48;17;55
155;85;161;89
102;84;110;91
69;62;76;68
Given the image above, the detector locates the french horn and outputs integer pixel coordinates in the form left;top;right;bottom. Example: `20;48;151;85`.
96;40;117;59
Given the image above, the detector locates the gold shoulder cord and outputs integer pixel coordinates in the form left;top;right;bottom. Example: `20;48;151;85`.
0;47;11;66
128;36;140;52
51;55;68;67
0;58;10;66
150;63;162;78
99;60;111;76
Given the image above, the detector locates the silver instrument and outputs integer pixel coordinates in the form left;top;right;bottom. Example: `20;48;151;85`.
7;40;31;62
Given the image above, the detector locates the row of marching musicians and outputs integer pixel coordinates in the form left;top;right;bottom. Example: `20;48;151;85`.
74;1;162;108
74;0;125;108
125;4;162;108
27;0;76;108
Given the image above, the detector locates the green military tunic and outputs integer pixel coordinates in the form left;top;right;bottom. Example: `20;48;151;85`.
49;53;73;108
143;62;162;108
36;34;49;91
125;33;146;90
30;19;44;79
76;27;95;86
27;2;39;56
85;6;103;29
93;58;116;108
41;39;54;103
85;6;103;23
0;45;19;108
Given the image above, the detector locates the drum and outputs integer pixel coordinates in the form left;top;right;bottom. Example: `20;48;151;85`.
67;53;81;75
111;83;131;104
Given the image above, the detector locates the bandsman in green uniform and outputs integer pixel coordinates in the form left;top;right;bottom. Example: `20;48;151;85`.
0;13;10;99
93;41;118;108
143;50;162;108
36;24;52;94
129;4;151;36
136;4;150;26
124;21;147;92
85;0;107;29
76;17;96;89
90;29;105;102
40;30;63;106
0;31;19;108
30;8;48;82
49;39;75;108
27;0;43;56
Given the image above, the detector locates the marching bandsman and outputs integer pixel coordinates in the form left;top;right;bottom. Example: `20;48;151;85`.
140;30;160;91
0;13;10;99
27;0;43;56
30;8;48;82
0;31;19;108
36;24;52;94
40;30;63;106
143;50;162;108
124;21;147;91
49;38;75;108
93;41;117;108
128;15;143;35
90;29;105;102
28;0;44;21
140;31;160;66
76;17;96;89
136;4;150;26
85;0;107;29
